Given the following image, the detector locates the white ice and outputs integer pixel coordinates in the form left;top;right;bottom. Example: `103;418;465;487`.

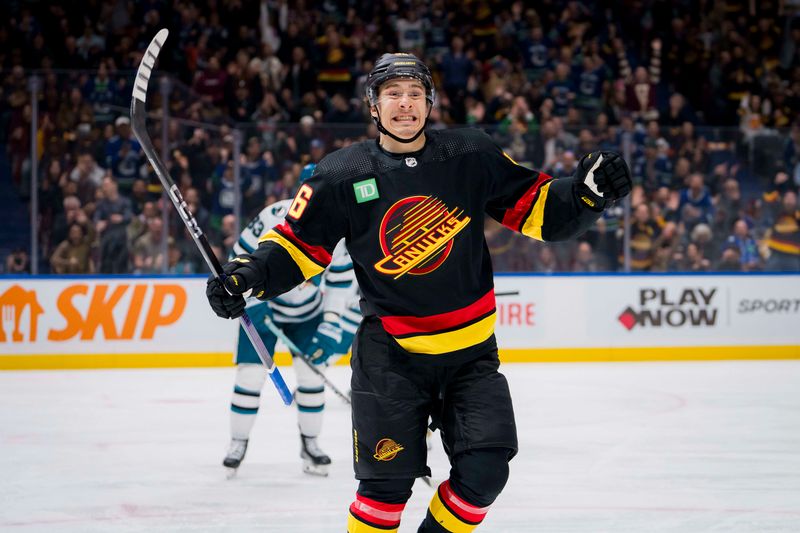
2;360;799;532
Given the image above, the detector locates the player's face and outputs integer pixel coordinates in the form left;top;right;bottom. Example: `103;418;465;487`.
373;79;428;139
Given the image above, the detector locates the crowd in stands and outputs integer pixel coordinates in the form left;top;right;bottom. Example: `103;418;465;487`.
1;0;799;275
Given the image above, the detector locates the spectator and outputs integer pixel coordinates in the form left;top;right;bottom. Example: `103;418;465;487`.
678;173;714;229
50;195;92;251
439;36;474;122
534;244;561;273
571;241;603;272
519;26;551;82
105;116;142;191
132;215;172;274
4;249;30;274
68;152;104;209
764;190;800;271
193;56;228;106
726;219;761;271
617;38;661;121
94;176;132;273
715;242;743;272
545;62;575;117
50;223;94;274
628;203;661;271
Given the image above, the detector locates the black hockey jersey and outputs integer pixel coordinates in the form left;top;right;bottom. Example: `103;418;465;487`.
253;128;601;362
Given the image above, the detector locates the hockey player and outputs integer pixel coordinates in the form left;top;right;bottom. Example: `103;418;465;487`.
222;163;360;477
207;53;632;531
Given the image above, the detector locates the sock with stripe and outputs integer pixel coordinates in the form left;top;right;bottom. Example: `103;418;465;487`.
419;480;490;532
230;364;266;439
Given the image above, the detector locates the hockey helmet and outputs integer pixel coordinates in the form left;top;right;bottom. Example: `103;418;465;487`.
366;53;435;107
299;163;316;184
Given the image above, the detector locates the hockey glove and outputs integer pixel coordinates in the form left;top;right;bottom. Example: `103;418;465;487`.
308;320;343;365
205;255;268;319
574;151;632;211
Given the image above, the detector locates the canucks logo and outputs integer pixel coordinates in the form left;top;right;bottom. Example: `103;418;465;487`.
374;196;470;279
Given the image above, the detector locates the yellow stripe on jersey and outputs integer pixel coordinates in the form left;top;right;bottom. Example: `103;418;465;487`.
428;490;478;533
347;512;398;533
519;181;552;241
394;313;496;355
259;229;325;279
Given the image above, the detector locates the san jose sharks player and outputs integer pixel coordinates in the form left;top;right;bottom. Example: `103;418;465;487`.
222;163;361;477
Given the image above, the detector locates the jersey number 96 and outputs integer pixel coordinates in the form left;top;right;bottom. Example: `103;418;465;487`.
288;184;313;219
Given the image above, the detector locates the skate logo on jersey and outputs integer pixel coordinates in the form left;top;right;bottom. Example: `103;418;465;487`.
374;196;471;279
404;157;417;167
373;438;404;461
618;287;718;330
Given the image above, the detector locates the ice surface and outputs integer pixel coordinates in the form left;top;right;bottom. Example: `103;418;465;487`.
2;360;799;532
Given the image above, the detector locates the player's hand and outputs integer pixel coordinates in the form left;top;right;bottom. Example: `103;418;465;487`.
574;151;632;210
308;320;343;365
205;255;267;319
221;255;268;298
206;274;246;319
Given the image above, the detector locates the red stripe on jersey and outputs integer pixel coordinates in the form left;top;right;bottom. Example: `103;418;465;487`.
501;172;552;232
349;493;405;527
274;222;332;266
380;290;495;336
439;480;490;523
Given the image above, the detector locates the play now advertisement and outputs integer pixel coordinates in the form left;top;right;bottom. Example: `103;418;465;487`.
492;274;800;349
1;274;798;367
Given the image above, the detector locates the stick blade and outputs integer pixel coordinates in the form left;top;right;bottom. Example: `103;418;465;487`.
131;28;169;104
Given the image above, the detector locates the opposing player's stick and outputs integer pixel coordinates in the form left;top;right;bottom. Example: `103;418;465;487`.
130;29;292;406
261;315;352;405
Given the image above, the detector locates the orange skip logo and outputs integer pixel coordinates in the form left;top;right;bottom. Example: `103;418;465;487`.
0;283;186;342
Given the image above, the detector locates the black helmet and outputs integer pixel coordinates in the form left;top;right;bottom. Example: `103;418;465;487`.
366;53;435;107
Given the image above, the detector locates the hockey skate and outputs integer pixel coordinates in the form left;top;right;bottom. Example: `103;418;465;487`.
300;435;331;477
223;438;248;478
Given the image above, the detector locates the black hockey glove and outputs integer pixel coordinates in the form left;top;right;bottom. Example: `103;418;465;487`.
574;151;632;211
205;256;268;319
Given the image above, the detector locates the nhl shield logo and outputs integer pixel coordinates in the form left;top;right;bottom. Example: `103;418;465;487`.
404;157;417;167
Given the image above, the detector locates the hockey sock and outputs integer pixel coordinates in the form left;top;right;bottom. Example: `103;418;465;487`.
420;480;490;532
294;356;326;436
348;479;414;533
295;385;325;435
230;364;267;440
420;448;510;532
347;493;407;532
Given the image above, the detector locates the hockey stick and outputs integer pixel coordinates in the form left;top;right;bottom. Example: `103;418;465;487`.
130;29;292;406
495;291;519;297
261;315;352;405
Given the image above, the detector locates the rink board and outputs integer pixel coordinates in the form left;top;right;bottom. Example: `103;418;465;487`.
0;273;798;369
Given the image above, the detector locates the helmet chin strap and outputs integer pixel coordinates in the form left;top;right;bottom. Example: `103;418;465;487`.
372;105;432;145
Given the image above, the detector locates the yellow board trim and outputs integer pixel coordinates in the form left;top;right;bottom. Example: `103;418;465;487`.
394;313;496;355
347;513;398;533
258;229;325;279
2;346;797;370
0;351;293;370
428;490;477;533
520;181;551;241
495;345;800;363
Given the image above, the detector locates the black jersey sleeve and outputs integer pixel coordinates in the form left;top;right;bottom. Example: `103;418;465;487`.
250;169;349;298
483;141;602;242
